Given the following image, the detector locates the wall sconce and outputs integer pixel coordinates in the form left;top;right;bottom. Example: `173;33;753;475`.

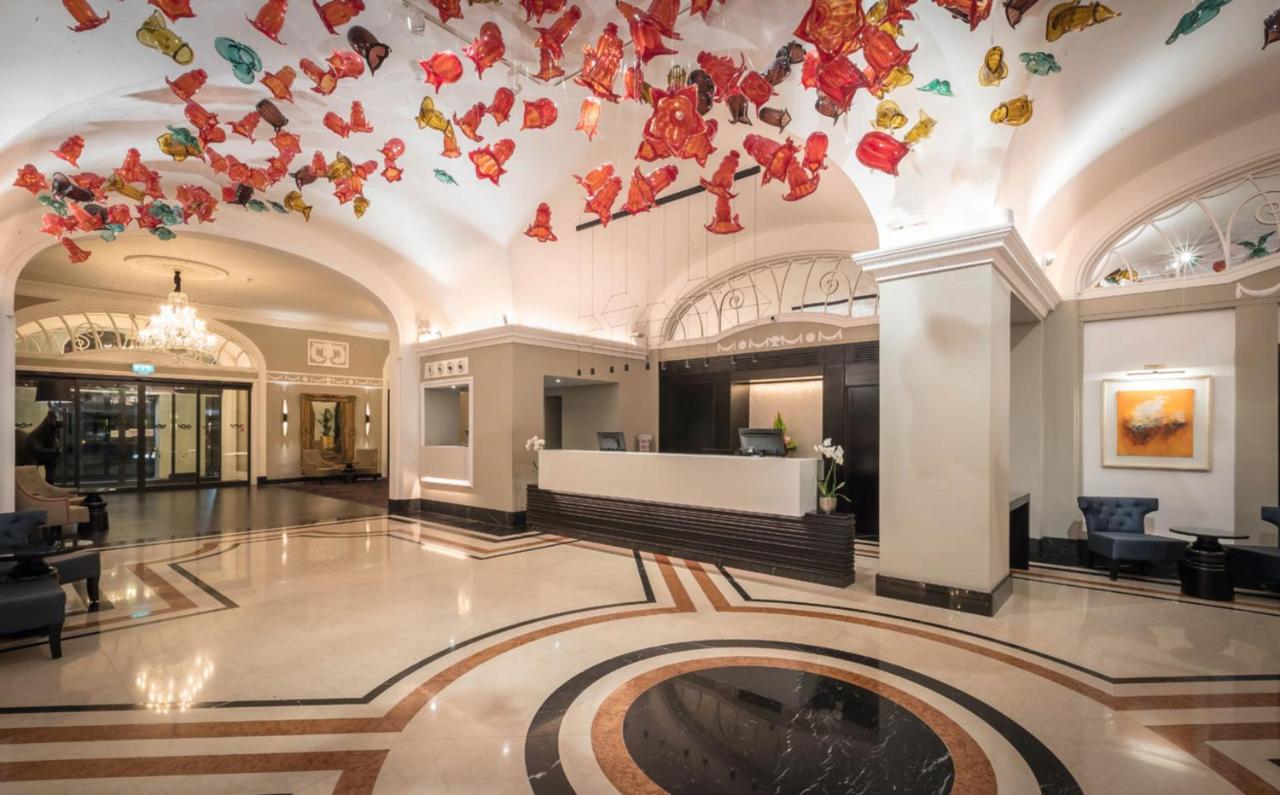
364;401;371;437
281;398;289;437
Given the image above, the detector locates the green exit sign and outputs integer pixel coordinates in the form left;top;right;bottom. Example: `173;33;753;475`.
131;362;156;375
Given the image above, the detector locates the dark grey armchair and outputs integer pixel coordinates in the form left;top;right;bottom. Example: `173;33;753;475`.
0;511;66;658
1078;497;1185;580
1227;507;1280;588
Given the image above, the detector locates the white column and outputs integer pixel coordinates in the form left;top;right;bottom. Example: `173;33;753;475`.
0;297;14;512
387;344;421;506
862;225;1058;615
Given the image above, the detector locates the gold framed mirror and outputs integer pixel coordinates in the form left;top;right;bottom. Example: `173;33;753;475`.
300;393;357;462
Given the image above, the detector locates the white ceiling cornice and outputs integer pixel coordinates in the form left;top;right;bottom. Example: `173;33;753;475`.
413;324;649;361
16;279;391;340
859;224;1062;320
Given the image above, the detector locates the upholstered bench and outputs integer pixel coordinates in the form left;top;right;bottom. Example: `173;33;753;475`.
0;576;65;659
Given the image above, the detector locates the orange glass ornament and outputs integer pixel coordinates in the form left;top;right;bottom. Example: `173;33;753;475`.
690;0;725;19
521;98;559;130
327;50;365;80
419;52;463;92
51;135;85;168
61;237;93;263
742;133;799;185
349;100;373;134
584;175;623;227
740;71;774;109
696;51;745;100
63;0;110;32
381;162;403;183
166;69;207;101
441;125;461;158
486;88;514;125
794;0;865;57
575;98;601;141
575;163;615;195
534;6;581;80
313;0;365;34
428;0;462;23
455;103;488;142
862;28;915;76
380;138;405;160
230;112;261;142
705;194;743;235
783;162;820;201
803;131;829;174
520;0;566;22
465;22;506;78
525;202;557;242
575;23;625;101
249;0;289;44
324;112;351;138
148;0;194;23
635;85;718;167
617;0;682;63
623;164;678;215
933;0;993;30
299;58;338;95
13;164;48;195
699;150;739;198
468;138;515;186
272;131;302;156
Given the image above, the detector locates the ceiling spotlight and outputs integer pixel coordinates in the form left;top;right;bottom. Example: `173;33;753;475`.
1170;248;1199;270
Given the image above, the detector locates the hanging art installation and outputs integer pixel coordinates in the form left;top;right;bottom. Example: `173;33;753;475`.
1166;0;1233;45
1045;1;1119;42
525;202;557;241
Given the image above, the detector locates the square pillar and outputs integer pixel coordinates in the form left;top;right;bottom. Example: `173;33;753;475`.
862;225;1059;615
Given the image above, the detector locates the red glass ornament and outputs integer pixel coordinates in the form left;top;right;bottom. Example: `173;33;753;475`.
441;126;461;158
72;172;107;202
699;150;739;198
61;237;92;263
794;0;865;57
690;0;725;19
299;58;338;95
206;147;228;174
783;162;820;201
271;131;301;156
521;98;559;130
261;67;296;102
739;72;774;109
624;62;650;103
106;204;132;227
327;50;365;80
469;139;515;186
166;69;207;101
465;22;506;78
534;6;581;81
324;112;351;138
249;0;289;44
696;51;745;100
575;98;601;141
575;23;625;101
862;28;915;76
520;0;566;23
584;175;623;226
377;139;403;161
623;164;678;215
489;88;515;125
230;112;261;142
149;0;194;23
455;103;488;142
41;214;72;238
349;100;373;134
575;163;615;195
882;0;919;27
63;0;110;32
933;0;992;30
51;135;85;168
635;85;718;167
742;133;799;185
177;184;218;223
13;164;48;195
803;131;829;174
313;0;365;34
428;0;462;23
617;0;682;63
705;194;743;235
420;52;464;92
856;130;909;176
525;202;557;242
381;161;402;183
808;53;868;112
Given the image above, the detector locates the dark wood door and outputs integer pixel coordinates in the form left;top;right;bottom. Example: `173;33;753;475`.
844;383;879;537
659;379;718;453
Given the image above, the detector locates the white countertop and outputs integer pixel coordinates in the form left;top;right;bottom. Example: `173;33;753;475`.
538;450;821;517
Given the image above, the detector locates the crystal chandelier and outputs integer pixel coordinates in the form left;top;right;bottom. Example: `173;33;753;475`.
137;270;218;362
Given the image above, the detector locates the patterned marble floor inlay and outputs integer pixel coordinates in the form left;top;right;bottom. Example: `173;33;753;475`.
0;516;1276;794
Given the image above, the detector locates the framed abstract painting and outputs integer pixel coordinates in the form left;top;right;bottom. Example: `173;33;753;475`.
1101;376;1212;470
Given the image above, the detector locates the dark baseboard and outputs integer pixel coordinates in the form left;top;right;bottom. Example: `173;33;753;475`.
1031;537;1180;579
391;498;527;535
874;573;1013;617
526;486;856;587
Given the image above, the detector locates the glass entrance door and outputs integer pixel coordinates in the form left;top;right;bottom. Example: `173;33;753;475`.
77;381;140;489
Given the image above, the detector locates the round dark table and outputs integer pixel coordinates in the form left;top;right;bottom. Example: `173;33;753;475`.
341;464;358;484
1170;527;1249;601
77;487;115;535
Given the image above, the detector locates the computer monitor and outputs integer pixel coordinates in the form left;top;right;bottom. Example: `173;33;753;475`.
597;431;627;452
738;428;787;457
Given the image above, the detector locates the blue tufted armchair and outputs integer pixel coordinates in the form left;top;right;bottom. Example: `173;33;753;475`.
1078;497;1185;580
1226;507;1280;588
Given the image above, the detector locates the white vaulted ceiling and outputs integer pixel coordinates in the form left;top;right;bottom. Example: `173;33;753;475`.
1;0;1277;340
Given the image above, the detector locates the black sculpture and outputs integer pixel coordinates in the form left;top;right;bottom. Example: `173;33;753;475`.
15;410;65;475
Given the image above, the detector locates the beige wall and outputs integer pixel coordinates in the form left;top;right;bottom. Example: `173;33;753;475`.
1235;303;1279;544
748;380;823;456
268;382;383;478
546;383;622;451
420;340;658;514
1010;322;1045;537
223;320;389;378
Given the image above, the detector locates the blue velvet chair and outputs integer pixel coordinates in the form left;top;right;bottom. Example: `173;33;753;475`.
1227;507;1280;588
1078;497;1185;580
0;511;66;658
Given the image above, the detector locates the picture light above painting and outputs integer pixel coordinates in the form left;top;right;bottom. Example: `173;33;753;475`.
1101;376;1212;471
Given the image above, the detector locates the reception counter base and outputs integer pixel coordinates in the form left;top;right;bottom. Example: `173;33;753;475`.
526;486;855;587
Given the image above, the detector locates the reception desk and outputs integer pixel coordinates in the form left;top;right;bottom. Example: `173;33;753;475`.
528;451;855;586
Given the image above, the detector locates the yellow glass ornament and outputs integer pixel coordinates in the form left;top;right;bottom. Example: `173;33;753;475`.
106;173;145;201
283;191;313;221
156;132;198;162
353;196;370;218
990;95;1034;126
904;110;936;144
978;46;1008;87
872;100;908;130
869;64;914;98
1046;1;1119;43
136;11;194;65
416;96;449;132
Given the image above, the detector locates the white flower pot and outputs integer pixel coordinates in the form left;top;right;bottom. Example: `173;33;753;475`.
818;496;838;515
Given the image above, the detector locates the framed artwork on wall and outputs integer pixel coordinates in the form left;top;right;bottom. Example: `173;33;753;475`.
1101;376;1212;471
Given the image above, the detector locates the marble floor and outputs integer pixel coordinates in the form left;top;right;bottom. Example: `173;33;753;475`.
0;517;1277;794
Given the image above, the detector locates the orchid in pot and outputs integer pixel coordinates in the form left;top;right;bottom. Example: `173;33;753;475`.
814;438;848;514
525;435;546;474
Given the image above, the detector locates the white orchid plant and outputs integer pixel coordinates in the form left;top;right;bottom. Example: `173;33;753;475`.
525;435;546;471
814;438;849;502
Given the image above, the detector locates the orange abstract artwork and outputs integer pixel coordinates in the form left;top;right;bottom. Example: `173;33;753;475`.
1115;389;1195;458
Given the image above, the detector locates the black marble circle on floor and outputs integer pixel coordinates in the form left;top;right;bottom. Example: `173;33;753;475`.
622;665;955;794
